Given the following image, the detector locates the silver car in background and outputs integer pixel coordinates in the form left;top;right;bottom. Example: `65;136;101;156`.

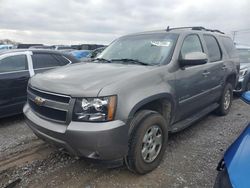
235;45;250;93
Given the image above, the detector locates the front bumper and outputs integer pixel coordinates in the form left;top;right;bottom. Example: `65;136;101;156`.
23;104;128;161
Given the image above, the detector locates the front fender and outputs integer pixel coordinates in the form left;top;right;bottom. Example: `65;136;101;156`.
98;66;176;123
127;93;175;121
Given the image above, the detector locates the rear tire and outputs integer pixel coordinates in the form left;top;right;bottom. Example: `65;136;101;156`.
216;83;233;116
126;110;168;174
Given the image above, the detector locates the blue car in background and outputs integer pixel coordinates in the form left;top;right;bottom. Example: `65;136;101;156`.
214;91;250;188
0;44;14;50
70;50;90;60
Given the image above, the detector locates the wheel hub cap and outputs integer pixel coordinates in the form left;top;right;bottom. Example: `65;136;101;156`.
224;89;231;110
141;125;163;163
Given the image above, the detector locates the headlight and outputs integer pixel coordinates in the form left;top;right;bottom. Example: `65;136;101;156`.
239;68;248;77
72;96;117;122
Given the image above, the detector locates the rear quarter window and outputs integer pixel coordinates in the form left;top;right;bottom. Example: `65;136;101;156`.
63;54;80;64
52;54;71;65
32;53;62;69
220;37;237;58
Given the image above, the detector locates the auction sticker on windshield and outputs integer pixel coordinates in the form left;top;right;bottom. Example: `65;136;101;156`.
151;41;172;47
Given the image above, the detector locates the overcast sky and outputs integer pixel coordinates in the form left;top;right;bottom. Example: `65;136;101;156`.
0;0;250;45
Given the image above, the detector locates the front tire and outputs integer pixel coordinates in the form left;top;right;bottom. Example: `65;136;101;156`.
216;83;233;116
126;110;168;174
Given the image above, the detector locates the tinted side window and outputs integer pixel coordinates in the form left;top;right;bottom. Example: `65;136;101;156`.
0;55;28;73
32;54;61;69
52;54;70;66
221;37;237;58
204;35;222;62
181;35;203;57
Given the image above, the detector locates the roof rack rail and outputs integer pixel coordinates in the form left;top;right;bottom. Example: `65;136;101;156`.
165;26;225;34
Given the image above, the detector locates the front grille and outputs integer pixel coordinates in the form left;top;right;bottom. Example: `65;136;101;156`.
27;86;71;123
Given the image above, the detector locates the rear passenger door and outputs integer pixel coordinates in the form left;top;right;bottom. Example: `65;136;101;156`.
202;34;224;102
31;53;70;74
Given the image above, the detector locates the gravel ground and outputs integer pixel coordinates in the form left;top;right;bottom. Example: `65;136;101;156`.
0;115;39;157
0;98;250;188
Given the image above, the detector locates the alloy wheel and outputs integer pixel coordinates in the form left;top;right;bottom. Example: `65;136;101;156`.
224;89;231;110
141;125;163;163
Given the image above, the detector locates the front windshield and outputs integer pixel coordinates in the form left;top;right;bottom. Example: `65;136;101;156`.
98;33;178;65
237;49;250;63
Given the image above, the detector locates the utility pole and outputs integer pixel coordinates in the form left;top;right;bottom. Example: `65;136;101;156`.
232;31;237;42
231;29;250;42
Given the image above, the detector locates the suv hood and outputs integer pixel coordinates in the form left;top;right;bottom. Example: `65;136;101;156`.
30;62;154;97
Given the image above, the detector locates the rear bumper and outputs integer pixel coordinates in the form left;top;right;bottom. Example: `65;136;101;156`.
23;104;128;161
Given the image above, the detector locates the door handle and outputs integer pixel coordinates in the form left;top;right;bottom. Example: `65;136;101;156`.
202;71;210;77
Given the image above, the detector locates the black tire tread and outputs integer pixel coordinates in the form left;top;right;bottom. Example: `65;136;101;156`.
126;110;168;174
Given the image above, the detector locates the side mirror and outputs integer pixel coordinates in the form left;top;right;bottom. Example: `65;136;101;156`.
241;91;250;104
180;52;208;66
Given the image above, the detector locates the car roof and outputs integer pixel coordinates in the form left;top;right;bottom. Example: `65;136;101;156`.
0;49;68;56
125;27;227;37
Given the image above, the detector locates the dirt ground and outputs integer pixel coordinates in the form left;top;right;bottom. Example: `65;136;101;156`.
0;98;249;188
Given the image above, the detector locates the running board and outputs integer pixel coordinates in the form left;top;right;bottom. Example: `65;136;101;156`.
170;103;219;133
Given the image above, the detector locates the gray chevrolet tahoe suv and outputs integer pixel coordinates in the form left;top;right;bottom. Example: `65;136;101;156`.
24;27;239;174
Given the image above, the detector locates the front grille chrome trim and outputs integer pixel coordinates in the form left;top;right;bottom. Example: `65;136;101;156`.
28;86;71;103
29;86;71;100
27;90;69;111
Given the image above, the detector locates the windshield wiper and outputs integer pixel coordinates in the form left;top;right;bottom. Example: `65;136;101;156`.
110;58;150;66
94;58;111;63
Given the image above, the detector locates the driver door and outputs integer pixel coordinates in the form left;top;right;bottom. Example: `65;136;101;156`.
174;34;212;122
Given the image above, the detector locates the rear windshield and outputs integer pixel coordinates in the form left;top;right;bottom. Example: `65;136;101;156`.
98;33;179;65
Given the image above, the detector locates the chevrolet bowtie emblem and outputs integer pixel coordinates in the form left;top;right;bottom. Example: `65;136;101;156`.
34;96;46;106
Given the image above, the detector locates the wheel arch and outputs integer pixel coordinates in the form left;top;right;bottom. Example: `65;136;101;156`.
226;73;237;88
128;93;176;125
